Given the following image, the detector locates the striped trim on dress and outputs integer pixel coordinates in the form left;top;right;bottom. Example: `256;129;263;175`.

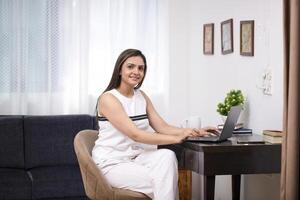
98;114;148;121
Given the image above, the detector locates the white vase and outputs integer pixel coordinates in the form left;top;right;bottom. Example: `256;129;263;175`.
221;115;227;124
220;108;246;125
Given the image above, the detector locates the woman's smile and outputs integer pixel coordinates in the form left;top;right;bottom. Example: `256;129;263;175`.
129;75;141;81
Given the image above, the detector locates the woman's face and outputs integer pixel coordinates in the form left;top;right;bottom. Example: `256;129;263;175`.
119;56;145;88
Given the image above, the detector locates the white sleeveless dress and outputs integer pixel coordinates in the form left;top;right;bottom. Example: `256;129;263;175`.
92;89;153;172
92;89;179;200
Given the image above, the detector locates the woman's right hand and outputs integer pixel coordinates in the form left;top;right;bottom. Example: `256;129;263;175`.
176;128;197;143
175;127;219;143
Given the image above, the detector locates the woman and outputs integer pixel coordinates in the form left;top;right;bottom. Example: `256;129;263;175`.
92;49;216;200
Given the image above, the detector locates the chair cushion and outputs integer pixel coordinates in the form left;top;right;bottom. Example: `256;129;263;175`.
24;115;94;168
0;116;25;168
0;168;32;200
29;165;86;199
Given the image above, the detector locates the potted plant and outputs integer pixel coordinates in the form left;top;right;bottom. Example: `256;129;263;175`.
217;89;245;122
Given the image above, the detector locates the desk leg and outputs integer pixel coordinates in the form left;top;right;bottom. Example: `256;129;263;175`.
203;175;215;200
232;175;241;200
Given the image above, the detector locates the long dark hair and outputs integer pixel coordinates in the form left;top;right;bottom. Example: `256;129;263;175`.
95;49;147;120
103;48;147;93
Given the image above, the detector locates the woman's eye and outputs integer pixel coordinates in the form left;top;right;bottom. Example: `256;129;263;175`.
138;66;144;71
127;64;134;69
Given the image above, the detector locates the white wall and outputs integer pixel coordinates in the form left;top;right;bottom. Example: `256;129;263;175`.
166;0;283;199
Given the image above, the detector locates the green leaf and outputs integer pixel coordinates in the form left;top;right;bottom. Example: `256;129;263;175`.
217;89;245;115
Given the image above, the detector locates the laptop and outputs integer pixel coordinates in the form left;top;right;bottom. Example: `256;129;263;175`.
186;105;242;142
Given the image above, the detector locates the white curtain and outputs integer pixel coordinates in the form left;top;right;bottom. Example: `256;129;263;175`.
0;0;169;115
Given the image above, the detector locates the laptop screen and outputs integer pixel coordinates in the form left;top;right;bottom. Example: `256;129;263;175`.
219;105;242;140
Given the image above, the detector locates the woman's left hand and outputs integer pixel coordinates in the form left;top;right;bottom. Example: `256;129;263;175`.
189;126;220;137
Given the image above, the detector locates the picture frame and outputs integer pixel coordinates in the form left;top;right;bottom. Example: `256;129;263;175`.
203;23;214;55
221;19;233;54
240;20;254;56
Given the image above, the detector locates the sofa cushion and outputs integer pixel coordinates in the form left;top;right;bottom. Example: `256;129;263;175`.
24;115;93;168
40;197;87;200
0;168;32;200
0;116;25;168
29;165;86;199
92;116;98;130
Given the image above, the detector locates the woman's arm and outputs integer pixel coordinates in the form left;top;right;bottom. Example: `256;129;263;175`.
140;91;217;136
98;93;191;145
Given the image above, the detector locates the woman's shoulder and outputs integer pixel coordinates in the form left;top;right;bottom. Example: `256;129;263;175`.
135;89;144;98
136;89;146;96
103;89;118;96
99;90;119;103
136;89;150;103
97;91;120;117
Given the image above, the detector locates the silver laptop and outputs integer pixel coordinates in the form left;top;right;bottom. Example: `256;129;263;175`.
186;105;242;142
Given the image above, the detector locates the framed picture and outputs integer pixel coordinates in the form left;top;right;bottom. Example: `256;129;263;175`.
240;20;254;56
203;23;214;55
221;19;233;54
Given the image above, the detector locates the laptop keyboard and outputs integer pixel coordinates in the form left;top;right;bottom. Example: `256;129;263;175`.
187;133;218;140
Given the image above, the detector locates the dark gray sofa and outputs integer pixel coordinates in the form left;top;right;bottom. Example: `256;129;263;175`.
0;115;97;200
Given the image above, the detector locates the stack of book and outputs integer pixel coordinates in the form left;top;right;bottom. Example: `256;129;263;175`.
233;128;252;134
217;123;252;134
262;130;283;143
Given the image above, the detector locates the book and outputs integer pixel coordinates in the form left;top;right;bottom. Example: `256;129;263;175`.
236;134;265;144
263;130;283;137
233;128;252;134
262;130;283;144
218;123;243;130
263;134;282;144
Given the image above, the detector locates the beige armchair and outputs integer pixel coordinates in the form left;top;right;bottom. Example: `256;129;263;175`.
74;130;151;200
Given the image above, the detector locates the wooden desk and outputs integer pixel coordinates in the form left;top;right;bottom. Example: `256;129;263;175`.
161;135;281;200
